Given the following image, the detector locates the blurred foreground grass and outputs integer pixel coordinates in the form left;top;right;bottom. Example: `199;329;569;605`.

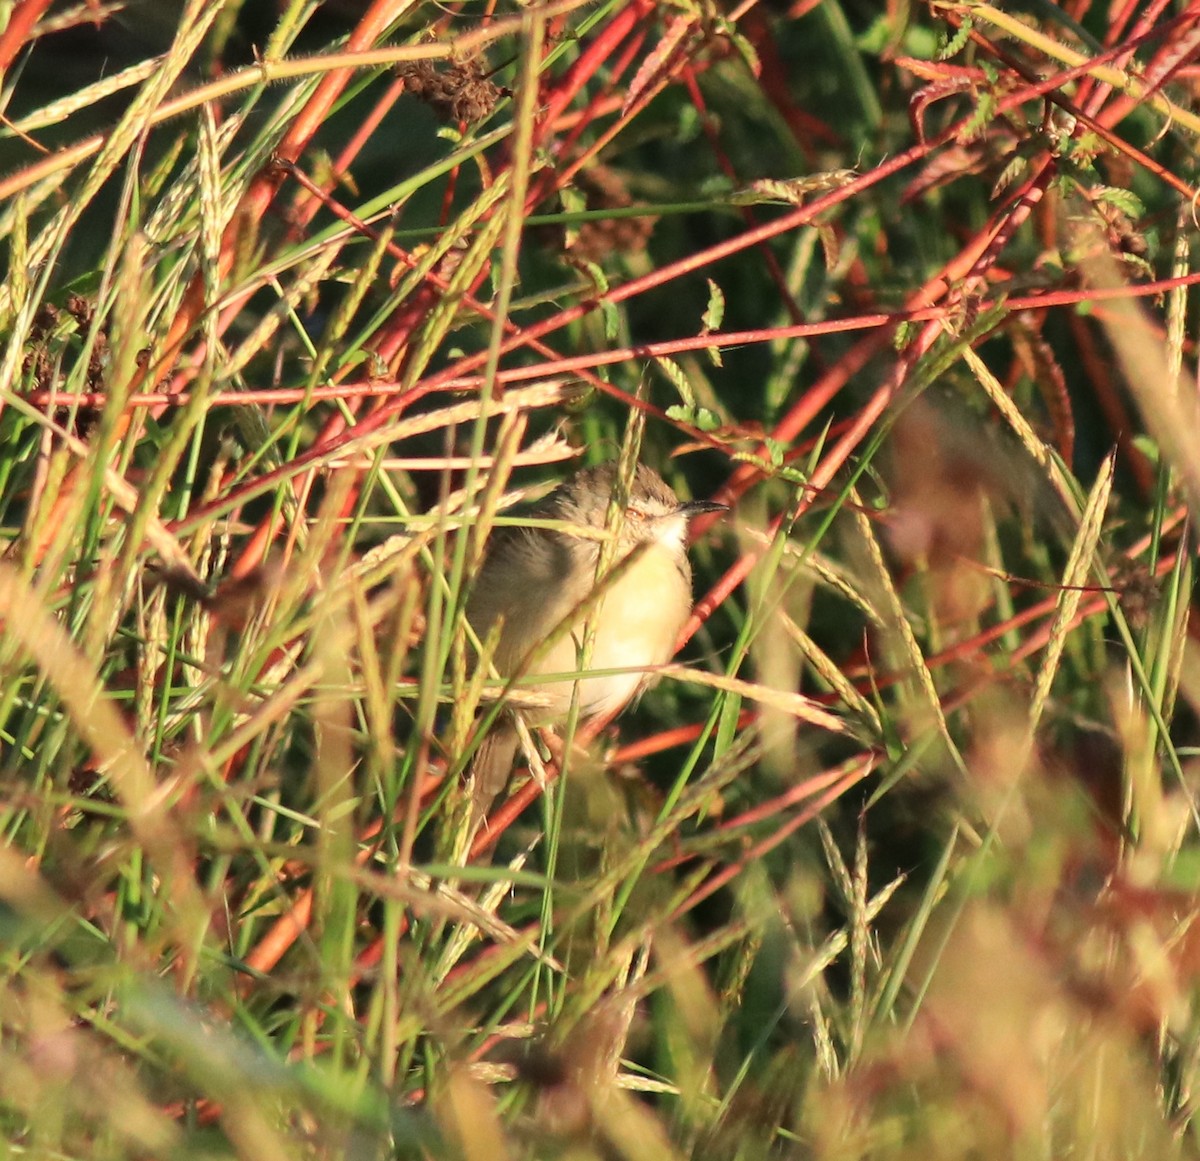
0;0;1199;1157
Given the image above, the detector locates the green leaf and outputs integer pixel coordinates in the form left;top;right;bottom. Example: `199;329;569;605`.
938;15;973;60
600;299;619;342
702;278;725;334
656;356;695;405
1095;186;1145;219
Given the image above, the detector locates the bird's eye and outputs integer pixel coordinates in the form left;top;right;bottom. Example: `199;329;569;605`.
624;507;646;521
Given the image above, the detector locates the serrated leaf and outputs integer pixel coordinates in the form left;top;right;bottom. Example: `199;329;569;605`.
702;278;725;333
720;22;761;78
1095;186;1144;218
623;14;694;119
574;256;609;296
938;16;973;60
991;152;1028;199
729;171;857;209
702;277;725;366
561;183;587;249
601;299;619;342
656;356;695;405
727;180;794;207
957;87;995;143
571;256;615;338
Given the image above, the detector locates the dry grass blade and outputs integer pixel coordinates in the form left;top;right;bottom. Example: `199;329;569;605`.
656;662;847;734
848;488;965;774
960;343;1079;516
1080;230;1200;512
1028;451;1114;732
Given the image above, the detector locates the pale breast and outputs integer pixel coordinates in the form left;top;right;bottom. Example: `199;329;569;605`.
570;544;692;719
469;535;692;723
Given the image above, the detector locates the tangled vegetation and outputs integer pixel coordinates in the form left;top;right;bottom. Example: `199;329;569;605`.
0;1;1198;1157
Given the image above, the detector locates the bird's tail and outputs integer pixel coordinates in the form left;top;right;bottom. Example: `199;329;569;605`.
468;717;520;829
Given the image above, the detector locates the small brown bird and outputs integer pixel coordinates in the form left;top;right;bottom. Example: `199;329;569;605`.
465;462;726;824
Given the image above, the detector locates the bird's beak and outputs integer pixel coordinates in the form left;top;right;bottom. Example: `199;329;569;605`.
678;499;729;517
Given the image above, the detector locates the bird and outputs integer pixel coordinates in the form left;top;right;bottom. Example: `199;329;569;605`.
464;462;726;826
